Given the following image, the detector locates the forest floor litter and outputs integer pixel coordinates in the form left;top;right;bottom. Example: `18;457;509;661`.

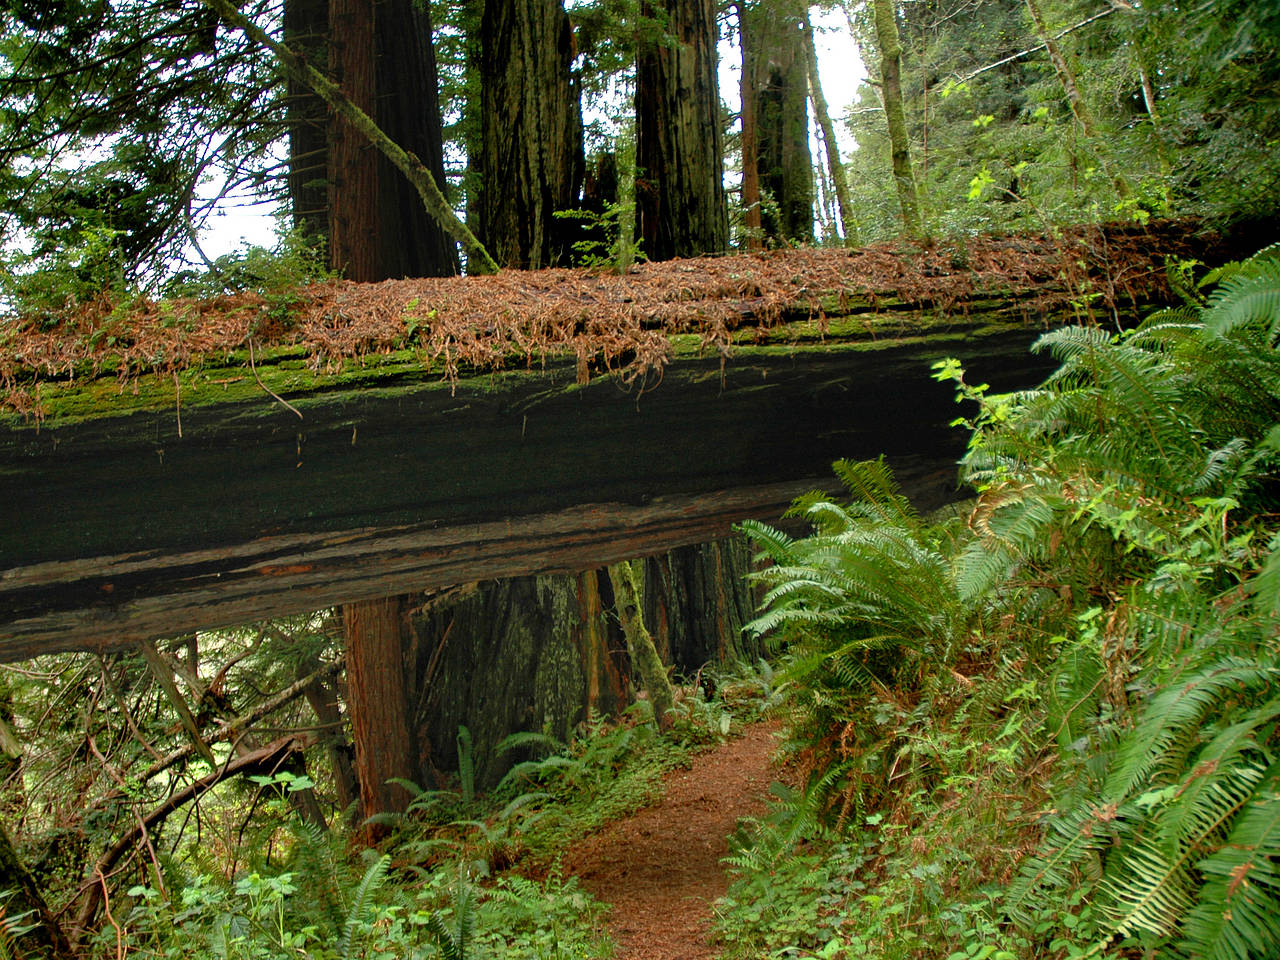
551;720;781;960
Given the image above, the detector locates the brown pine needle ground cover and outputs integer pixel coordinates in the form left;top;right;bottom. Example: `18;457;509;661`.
0;221;1214;420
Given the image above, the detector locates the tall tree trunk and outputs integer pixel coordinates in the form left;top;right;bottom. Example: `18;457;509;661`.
327;0;379;280
741;0;813;244
476;0;583;268
285;0;329;241
736;1;763;251
801;7;855;245
374;0;460;277
635;0;728;260
344;597;417;838
1023;0;1131;200
870;0;923;237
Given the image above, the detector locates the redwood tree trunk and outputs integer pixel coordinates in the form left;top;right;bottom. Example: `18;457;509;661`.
736;1;763;250
635;0;728;260
374;0;460;276
328;0;379;280
742;0;813;244
476;0;583;268
642;536;763;675
325;0;458;280
344;597;417;836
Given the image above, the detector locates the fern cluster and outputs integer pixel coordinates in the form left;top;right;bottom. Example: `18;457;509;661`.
738;247;1280;959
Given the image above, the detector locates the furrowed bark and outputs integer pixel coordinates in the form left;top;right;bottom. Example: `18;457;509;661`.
200;0;498;273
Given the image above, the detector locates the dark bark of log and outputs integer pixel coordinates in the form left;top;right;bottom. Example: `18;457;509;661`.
343;597;417;838
635;0;728;260
476;0;583;268
285;0;329;241
642;535;762;675
407;573;628;790
0;821;74;958
742;0;813;244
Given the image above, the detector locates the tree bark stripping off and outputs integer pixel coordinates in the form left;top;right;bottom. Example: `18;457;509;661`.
735;2;763;250
635;0;728;260
71;736;311;944
802;7;855;246
284;0;329;241
343;597;417;838
0;820;74;958
1022;0;1131;200
408;573;627;789
741;0;814;244
871;0;923;237
477;0;583;269
642;536;762;675
199;0;498;274
607;561;675;730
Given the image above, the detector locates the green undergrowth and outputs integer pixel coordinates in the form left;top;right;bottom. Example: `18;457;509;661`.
86;681;767;960
715;246;1280;960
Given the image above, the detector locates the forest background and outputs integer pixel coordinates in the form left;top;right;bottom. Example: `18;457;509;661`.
0;0;1279;959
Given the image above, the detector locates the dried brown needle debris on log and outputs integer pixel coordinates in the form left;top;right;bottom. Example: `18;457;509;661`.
0;222;1206;417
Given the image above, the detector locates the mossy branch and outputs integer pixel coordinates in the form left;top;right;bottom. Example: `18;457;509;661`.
200;0;499;275
607;560;676;730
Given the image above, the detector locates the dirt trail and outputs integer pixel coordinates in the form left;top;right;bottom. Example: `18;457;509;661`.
558;721;779;960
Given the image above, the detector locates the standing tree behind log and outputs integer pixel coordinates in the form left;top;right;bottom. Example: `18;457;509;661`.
635;0;729;260
740;0;815;245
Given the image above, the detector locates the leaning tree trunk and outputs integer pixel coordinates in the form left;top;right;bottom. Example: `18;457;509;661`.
870;0;923;238
1022;0;1131;200
801;6;855;245
635;0;728;260
741;0;814;244
607;561;676;731
344;597;418;838
0;822;73;958
476;0;583;268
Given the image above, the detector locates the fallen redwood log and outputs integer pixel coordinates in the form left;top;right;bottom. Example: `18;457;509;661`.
0;221;1266;660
